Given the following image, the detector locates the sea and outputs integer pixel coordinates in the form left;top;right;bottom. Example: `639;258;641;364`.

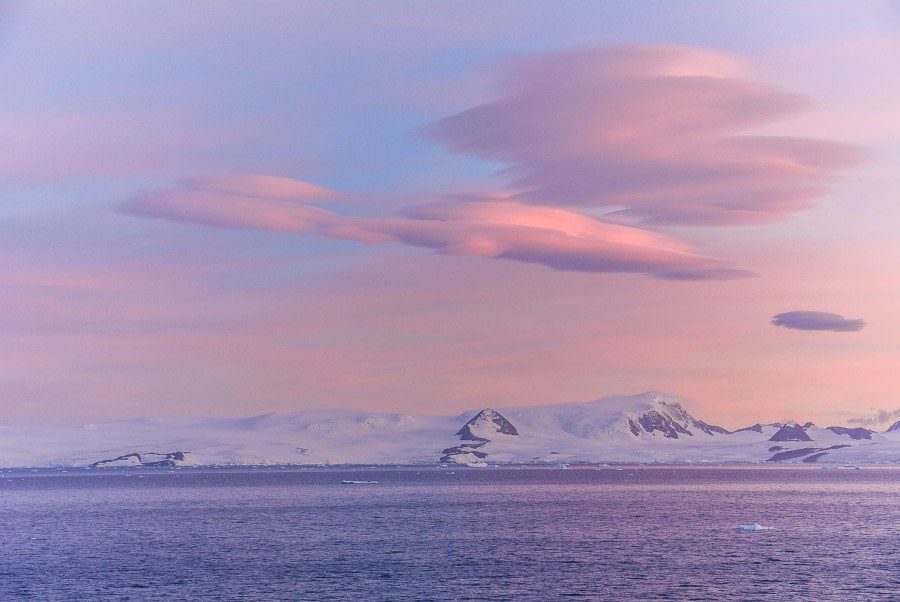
0;466;897;601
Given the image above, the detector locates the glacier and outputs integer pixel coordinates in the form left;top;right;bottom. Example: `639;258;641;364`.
1;391;899;468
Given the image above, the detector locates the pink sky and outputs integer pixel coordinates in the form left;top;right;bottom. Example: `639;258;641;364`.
1;2;899;429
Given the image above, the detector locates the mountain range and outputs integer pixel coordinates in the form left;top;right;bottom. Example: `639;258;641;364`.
1;392;898;468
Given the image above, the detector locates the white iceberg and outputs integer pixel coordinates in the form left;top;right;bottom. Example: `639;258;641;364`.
737;523;774;531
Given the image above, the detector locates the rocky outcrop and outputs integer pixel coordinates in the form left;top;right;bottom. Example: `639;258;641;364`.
90;451;188;468
767;444;850;462
439;442;488;463
630;411;692;439
827;426;873;440
769;424;812;442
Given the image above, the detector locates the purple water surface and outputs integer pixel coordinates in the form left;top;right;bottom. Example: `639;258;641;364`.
0;466;897;600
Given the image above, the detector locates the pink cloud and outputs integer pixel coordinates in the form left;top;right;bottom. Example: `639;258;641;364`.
126;188;340;233
423;45;862;225
391;201;727;275
122;175;748;278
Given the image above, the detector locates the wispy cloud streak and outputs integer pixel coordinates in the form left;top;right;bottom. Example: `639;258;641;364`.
122;175;747;278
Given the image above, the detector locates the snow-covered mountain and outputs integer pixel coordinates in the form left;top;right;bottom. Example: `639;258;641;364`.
1;392;899;467
439;408;520;463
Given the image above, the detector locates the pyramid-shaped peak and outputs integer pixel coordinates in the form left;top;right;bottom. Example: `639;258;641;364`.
456;408;519;440
473;408;504;421
887;420;900;433
769;423;812;442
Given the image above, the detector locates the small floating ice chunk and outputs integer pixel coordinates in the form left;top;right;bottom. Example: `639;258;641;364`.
737;523;774;532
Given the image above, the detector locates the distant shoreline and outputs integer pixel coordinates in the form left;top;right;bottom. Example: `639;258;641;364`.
2;462;898;473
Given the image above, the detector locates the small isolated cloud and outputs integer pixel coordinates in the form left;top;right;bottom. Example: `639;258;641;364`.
122;175;751;278
424;45;862;226
848;408;900;427
771;311;865;332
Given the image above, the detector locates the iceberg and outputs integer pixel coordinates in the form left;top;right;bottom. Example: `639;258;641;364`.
737;523;774;532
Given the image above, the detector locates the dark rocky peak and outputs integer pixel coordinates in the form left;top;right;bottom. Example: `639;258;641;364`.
803;422;816;429
887;420;900;433
827;426;873;440
689;417;730;436
456;408;519;441
734;423;764;433
734;422;785;434
769;424;812;442
657;401;730;435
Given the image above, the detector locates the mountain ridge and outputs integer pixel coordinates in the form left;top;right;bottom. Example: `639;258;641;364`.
1;391;899;468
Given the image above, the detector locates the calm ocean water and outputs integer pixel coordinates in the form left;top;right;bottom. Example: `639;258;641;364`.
0;466;897;601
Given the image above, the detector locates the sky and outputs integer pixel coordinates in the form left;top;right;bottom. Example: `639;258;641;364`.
1;1;899;429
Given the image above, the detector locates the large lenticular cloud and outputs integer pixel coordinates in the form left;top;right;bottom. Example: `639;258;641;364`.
123;45;859;279
424;45;861;225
